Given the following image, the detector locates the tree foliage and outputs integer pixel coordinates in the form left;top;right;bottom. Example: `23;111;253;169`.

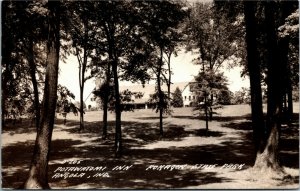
232;87;251;105
93;84;143;112
2;1;47;127
56;85;75;112
184;1;237;124
192;71;228;111
139;0;188;136
190;70;228;135
171;87;184;108
186;2;240;71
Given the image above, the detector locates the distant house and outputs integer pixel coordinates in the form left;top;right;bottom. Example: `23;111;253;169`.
88;80;197;109
119;82;196;109
181;82;196;107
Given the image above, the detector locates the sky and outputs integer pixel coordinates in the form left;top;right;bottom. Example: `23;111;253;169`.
58;50;249;104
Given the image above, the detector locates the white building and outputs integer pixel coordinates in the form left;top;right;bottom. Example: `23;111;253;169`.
181;82;196;107
87;81;196;109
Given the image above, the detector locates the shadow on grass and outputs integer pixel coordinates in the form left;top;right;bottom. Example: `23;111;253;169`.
2;113;298;189
221;113;299;170
2;118;37;135
221;121;253;131
2;115;87;135
47;143;240;189
1;139;86;189
61;120;225;143
135;116;169;120
172;114;252;122
194;129;224;137
279;113;299;169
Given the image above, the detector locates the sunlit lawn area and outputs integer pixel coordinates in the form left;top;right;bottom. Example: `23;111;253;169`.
2;104;299;189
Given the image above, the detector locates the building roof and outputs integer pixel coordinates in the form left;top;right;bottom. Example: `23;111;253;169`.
119;82;190;104
119;82;189;94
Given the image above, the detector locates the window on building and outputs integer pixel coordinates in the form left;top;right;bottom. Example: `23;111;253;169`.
184;96;186;100
189;96;191;101
193;96;195;100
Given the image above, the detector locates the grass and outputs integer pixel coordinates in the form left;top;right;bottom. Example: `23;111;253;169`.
2;104;299;189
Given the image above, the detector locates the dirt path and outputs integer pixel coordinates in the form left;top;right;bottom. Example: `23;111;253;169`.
2;105;299;189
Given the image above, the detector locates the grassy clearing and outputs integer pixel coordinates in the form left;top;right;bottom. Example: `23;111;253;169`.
2;104;299;189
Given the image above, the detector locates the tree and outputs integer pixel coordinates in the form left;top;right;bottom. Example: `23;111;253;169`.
2;1;48;129
186;2;239;120
232;87;251;105
92;79;113;139
162;25;186;111
95;1;133;156
242;1;298;177
252;1;286;175
191;70;228;135
171;87;184;107
278;6;299;121
2;1;21;126
56;84;76;124
216;89;233;105
216;0;298;177
2;1;29;126
252;1;298;124
140;0;187;137
92;1;155;156
65;2;96;131
24;1;61;188
243;0;266;162
25;2;49;130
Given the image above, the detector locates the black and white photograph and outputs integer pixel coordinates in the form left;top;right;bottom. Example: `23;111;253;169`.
1;0;299;189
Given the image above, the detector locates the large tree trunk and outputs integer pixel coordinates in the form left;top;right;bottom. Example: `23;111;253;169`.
103;22;122;157
79;50;88;131
102;82;108;139
112;59;122;157
243;1;265;154
209;94;213;121
24;1;60;188
158;47;164;137
204;93;209;136
79;85;84;130
167;51;172;115
78;54;83;130
78;17;89;131
102;59;111;139
159;90;163;137
253;1;286;176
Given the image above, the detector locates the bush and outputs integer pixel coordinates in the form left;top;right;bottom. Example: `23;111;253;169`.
171;87;184;107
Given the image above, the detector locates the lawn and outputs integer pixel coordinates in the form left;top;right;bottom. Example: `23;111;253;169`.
2;104;299;189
